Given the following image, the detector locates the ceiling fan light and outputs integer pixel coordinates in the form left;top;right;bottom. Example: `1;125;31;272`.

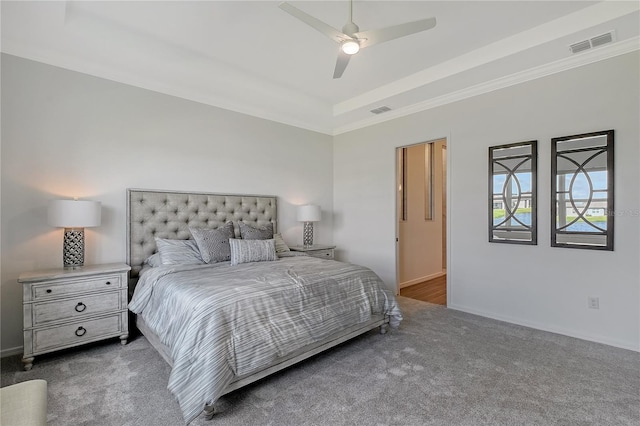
341;40;360;55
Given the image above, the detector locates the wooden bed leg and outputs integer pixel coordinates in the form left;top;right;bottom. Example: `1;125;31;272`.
203;403;215;420
380;324;388;334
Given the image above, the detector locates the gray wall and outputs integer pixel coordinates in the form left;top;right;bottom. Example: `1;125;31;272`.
2;51;638;356
334;52;639;351
1;54;334;354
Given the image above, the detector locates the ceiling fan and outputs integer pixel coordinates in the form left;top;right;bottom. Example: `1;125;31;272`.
279;0;436;79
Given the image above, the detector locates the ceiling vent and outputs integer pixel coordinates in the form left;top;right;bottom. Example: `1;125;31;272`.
590;32;614;48
370;106;392;115
569;40;591;54
569;31;615;54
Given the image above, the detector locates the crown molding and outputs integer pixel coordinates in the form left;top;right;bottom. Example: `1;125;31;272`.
2;3;637;138
332;36;640;136
333;1;640;117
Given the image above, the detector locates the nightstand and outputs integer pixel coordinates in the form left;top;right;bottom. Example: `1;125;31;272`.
19;263;130;371
289;244;336;260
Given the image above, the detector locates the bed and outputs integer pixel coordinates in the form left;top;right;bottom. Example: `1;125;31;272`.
126;189;402;424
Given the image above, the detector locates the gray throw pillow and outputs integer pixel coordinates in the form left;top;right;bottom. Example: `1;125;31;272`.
273;233;290;253
189;222;235;263
229;238;277;266
239;221;273;240
154;238;203;265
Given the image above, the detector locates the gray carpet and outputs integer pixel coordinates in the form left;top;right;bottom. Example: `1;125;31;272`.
2;297;638;426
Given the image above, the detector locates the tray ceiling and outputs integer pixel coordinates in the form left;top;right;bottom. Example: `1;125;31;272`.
2;1;638;135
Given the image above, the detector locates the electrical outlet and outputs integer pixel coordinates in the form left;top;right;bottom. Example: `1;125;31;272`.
588;297;600;309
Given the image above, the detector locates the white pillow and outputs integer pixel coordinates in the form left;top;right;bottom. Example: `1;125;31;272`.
144;253;162;267
155;238;204;265
229;238;277;266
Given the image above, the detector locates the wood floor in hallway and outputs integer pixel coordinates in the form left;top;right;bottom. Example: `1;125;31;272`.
400;274;446;305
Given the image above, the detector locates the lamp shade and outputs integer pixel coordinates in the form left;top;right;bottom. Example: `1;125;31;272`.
48;200;101;228
297;204;321;222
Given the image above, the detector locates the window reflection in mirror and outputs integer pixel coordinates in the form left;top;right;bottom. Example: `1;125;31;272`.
489;141;537;244
552;130;614;250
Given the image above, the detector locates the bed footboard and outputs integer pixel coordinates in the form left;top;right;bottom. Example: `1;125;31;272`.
136;314;389;418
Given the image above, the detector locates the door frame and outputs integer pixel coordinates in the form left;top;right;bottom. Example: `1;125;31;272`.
395;137;450;305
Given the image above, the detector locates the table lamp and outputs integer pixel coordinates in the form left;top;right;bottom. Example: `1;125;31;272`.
48;199;101;268
297;204;321;247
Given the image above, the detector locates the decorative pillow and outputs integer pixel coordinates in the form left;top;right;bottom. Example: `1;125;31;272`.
229;238;277;266
239;221;273;240
273;233;290;253
144;252;162;267
189;222;235;263
154;238;204;265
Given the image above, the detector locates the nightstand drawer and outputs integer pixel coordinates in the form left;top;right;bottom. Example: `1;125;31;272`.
32;275;121;300
33;314;123;352
289;245;336;260
32;292;122;325
308;249;334;259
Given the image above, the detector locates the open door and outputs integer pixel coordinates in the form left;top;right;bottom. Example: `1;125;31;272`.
396;139;447;305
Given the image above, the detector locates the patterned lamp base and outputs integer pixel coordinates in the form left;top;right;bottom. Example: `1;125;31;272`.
303;222;314;248
63;228;85;268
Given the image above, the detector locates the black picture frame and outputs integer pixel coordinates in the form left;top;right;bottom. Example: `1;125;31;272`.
551;130;614;251
489;140;538;245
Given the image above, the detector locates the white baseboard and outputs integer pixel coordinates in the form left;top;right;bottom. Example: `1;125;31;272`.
399;270;446;289
1;345;23;358
448;303;639;352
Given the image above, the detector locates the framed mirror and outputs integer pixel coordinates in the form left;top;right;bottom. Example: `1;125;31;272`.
489;141;537;245
551;130;614;250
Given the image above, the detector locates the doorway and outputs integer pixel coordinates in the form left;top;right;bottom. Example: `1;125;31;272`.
396;139;447;305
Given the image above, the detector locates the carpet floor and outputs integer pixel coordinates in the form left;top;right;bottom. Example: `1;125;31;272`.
2;297;638;426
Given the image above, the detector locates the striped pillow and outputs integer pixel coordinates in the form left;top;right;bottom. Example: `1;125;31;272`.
229;238;277;266
273;233;290;253
154;238;203;265
144;253;162;267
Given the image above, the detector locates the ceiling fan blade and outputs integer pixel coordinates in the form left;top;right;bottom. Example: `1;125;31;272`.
354;17;436;49
279;2;348;44
333;50;351;79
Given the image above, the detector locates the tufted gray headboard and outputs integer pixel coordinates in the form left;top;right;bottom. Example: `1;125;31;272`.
126;189;277;279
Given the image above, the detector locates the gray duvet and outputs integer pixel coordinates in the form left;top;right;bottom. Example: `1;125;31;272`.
129;255;402;424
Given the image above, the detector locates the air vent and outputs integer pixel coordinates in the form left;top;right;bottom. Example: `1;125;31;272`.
370;106;391;115
569;31;615;54
590;32;613;48
569;40;591;54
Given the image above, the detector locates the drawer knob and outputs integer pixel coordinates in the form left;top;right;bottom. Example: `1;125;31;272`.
105;281;111;285
46;289;52;294
75;326;87;337
75;302;87;313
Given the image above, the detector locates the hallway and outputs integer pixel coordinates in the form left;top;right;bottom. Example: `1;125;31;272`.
400;274;446;305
